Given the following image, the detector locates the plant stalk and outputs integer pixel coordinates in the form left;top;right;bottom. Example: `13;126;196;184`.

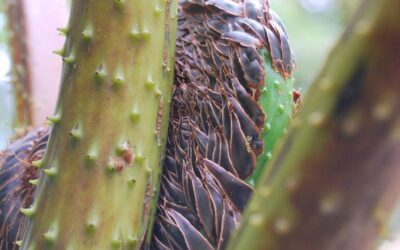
21;0;177;249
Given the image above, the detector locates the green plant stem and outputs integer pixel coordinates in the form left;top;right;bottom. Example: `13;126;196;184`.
249;49;295;186
21;0;177;249
229;0;400;249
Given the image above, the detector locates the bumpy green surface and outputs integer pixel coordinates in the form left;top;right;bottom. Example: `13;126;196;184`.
249;49;295;186
21;0;177;249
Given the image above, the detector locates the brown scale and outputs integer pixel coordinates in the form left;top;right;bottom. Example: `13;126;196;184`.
0;127;49;250
151;0;293;249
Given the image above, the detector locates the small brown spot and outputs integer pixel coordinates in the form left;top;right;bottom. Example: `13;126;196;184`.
293;89;301;104
122;142;134;164
111;158;126;172
156;99;164;144
143;181;152;216
109;142;134;172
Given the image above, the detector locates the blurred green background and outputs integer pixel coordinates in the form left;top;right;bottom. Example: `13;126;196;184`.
271;0;360;91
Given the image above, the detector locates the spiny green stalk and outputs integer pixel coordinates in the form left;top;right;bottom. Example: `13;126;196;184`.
21;0;177;249
249;49;296;186
228;0;400;249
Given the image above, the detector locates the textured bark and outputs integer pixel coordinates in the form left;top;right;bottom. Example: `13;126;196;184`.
16;0;177;249
151;0;294;249
228;0;400;249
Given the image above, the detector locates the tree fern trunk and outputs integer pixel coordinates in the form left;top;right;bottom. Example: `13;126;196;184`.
151;1;295;249
19;0;177;249
228;0;400;249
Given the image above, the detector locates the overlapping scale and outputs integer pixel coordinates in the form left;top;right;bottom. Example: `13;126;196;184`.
152;0;294;249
